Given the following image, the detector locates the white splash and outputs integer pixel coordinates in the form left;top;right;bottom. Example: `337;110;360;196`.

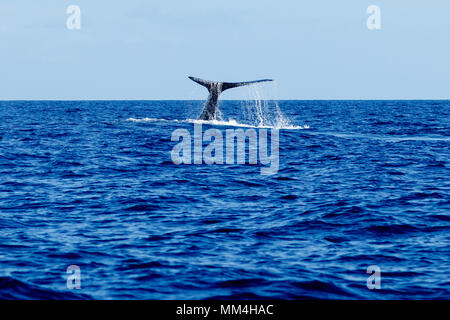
240;81;300;128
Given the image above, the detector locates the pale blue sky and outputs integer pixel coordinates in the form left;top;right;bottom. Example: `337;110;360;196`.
0;0;449;99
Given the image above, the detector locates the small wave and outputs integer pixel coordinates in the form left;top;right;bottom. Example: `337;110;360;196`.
0;276;92;300
365;224;419;235
126;117;308;130
214;278;269;289
124;204;161;212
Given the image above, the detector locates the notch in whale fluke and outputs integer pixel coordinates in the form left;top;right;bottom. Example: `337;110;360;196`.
188;76;274;120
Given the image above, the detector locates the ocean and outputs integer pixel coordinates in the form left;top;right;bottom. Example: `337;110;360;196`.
0;100;448;299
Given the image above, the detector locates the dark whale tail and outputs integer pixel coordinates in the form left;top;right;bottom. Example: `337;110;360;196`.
188;76;274;120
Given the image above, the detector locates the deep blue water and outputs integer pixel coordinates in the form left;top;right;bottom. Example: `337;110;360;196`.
0;100;449;300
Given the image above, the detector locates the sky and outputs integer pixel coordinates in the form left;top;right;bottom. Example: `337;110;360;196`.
0;0;449;100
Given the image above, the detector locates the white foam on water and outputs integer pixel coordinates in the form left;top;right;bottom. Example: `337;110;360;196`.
126;117;161;123
126;117;309;130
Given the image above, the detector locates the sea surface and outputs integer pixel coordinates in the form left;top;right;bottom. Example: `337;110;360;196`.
0;100;449;299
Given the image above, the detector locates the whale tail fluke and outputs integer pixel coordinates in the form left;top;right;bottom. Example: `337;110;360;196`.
188;76;214;90
221;79;274;91
188;76;274;120
188;76;273;92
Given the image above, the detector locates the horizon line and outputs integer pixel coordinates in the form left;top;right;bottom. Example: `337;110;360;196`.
0;98;449;102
